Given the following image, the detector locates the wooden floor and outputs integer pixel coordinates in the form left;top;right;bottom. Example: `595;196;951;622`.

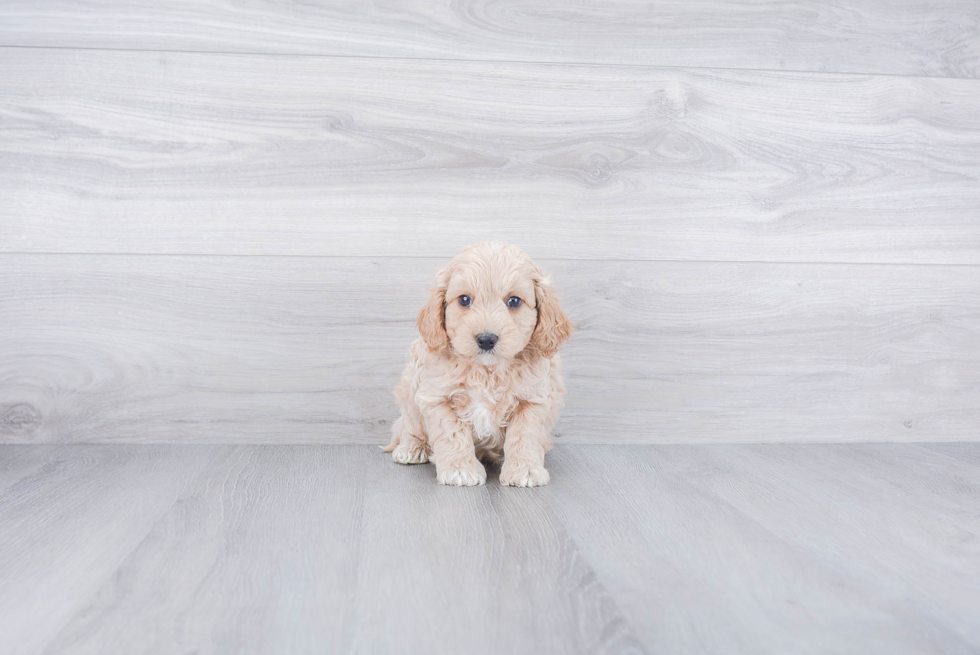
1;443;978;655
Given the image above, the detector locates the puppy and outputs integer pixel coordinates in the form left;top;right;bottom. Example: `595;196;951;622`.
383;242;572;487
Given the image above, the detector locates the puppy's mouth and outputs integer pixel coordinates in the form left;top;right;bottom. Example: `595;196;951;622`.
476;351;499;365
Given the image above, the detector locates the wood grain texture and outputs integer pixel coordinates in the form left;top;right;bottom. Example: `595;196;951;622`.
543;444;980;654
0;1;978;77
3;49;980;264
673;443;980;648
0;444;221;655
35;445;646;655
922;442;980;465
41;446;367;655
0;444;60;494
349;452;645;655
2;443;977;654
1;255;977;444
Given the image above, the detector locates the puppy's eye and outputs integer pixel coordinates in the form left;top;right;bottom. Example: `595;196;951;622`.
458;295;472;307
507;296;522;309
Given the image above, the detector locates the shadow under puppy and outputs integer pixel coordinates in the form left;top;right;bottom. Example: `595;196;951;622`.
383;242;573;486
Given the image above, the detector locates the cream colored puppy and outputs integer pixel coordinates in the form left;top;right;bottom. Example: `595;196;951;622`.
383;242;573;487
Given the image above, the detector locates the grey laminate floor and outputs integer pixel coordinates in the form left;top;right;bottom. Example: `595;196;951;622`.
1;443;977;655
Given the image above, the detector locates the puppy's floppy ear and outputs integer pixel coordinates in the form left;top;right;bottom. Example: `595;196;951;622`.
531;278;573;359
417;276;450;354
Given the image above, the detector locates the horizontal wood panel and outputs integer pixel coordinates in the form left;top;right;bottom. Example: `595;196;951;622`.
1;255;977;444
2;49;980;264
0;1;978;78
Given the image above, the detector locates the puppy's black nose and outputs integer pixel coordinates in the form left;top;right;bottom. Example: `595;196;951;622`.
476;333;498;351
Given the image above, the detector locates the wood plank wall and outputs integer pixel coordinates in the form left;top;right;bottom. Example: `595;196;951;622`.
1;2;978;444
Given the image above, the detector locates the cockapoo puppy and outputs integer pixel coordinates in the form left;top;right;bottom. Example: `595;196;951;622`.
383;242;573;487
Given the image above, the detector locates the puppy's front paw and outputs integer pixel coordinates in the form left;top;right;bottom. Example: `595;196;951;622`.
436;458;487;487
500;462;550;487
391;441;429;464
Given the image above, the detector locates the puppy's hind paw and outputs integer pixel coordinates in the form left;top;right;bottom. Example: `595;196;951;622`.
391;441;429;464
500;463;550;488
436;458;487;487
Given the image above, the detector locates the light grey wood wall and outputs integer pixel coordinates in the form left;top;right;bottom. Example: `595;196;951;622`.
1;1;978;77
1;2;978;444
1;256;977;443
3;49;980;263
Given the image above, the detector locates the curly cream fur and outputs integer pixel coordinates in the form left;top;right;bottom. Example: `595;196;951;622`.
383;242;572;487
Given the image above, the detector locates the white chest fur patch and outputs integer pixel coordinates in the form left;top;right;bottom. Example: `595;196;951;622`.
470;402;498;438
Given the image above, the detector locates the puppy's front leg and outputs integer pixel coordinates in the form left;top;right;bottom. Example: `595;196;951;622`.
500;401;553;487
424;402;486;487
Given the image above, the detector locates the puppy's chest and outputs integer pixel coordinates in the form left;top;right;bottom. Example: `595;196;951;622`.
452;386;518;439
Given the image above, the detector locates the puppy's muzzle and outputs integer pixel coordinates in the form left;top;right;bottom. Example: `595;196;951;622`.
476;333;498;351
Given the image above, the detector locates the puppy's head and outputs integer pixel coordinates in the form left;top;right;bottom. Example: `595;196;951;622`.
417;242;572;364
